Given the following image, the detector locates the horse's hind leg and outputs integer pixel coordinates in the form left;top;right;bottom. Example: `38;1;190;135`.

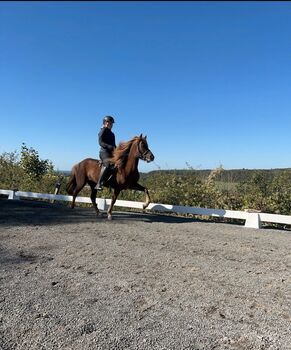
89;182;99;215
71;185;80;209
71;195;76;209
71;177;86;209
71;188;82;209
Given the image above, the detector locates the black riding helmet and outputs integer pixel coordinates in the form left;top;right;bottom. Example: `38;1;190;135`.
103;115;115;124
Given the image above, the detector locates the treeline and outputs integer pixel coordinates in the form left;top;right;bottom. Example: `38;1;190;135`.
1;145;291;217
141;168;291;183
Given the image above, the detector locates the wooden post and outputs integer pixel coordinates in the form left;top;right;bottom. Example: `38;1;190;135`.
51;181;61;203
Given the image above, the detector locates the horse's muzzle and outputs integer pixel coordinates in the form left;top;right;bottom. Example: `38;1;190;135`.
140;149;154;163
146;152;154;163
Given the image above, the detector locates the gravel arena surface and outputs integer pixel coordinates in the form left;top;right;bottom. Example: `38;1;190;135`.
0;199;291;350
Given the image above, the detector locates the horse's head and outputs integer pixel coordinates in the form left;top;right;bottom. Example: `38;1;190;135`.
137;134;155;163
113;134;155;169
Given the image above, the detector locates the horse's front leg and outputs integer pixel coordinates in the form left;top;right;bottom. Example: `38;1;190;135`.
107;188;120;220
131;183;151;210
90;188;99;216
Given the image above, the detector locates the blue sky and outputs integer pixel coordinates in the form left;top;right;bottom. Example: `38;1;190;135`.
1;1;291;172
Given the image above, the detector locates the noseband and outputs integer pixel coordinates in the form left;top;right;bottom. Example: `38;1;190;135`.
137;140;151;161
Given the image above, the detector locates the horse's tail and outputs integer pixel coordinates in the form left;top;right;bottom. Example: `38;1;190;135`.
66;167;77;195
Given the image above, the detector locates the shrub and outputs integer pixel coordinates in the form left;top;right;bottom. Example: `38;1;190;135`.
0;144;59;194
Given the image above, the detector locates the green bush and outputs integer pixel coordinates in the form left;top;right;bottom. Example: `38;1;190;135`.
0;151;24;190
0;144;59;194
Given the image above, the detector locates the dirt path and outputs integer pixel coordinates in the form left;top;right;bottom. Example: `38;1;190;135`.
1;199;291;349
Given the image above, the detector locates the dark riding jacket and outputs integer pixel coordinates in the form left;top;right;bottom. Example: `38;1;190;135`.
98;127;116;166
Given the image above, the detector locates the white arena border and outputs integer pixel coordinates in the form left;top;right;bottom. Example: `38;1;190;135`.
1;189;291;230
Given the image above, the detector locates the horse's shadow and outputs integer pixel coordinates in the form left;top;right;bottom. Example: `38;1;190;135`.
104;211;197;224
0;198;198;226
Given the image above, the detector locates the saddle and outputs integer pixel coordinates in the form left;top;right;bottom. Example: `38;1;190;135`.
99;162;117;187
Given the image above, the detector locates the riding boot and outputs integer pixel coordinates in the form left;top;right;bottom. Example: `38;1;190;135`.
95;166;110;190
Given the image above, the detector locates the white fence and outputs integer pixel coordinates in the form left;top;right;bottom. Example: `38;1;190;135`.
1;189;291;230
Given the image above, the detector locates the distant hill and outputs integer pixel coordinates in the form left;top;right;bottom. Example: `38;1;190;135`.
57;170;72;176
139;168;291;183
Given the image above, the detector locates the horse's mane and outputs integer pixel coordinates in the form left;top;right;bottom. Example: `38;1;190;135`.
111;136;140;169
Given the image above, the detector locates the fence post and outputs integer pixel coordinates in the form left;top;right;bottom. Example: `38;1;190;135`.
97;198;107;211
51;181;62;204
244;209;261;229
8;189;20;200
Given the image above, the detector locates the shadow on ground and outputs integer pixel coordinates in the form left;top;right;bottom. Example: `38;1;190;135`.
0;198;199;226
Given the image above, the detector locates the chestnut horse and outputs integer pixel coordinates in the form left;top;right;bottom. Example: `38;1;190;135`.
66;134;154;220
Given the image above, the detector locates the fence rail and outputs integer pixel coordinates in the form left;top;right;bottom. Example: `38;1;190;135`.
1;189;291;230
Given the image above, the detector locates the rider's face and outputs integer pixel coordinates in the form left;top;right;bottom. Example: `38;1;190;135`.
104;121;113;129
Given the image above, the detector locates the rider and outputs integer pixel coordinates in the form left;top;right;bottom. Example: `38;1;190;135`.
95;115;116;190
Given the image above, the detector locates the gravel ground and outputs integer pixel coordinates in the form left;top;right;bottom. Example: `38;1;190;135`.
0;198;291;350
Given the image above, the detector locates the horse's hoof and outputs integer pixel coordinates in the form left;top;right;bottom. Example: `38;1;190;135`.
107;214;113;221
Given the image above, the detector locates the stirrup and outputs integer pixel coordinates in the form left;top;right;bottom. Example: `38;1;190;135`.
95;183;103;190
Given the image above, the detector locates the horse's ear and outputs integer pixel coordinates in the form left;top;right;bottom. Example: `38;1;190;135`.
144;135;147;140
139;133;143;138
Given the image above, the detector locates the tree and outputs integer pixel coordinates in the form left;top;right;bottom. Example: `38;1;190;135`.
20;143;53;180
0;151;23;189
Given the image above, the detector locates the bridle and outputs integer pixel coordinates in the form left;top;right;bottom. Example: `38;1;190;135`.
137;139;151;161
